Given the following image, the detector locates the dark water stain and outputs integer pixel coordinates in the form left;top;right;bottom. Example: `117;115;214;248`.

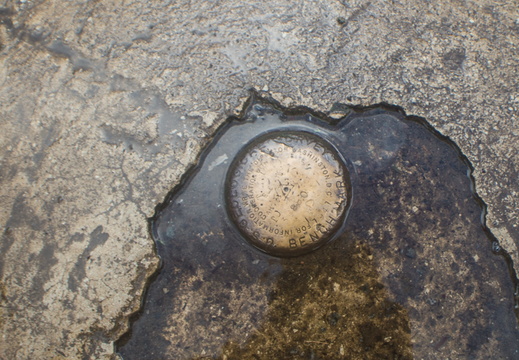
0;7;14;31
102;77;187;158
27;242;58;303
68;226;109;293
46;40;99;73
0;193;43;277
117;93;519;359
443;47;466;71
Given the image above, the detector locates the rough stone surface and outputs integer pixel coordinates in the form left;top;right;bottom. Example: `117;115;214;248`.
0;0;518;358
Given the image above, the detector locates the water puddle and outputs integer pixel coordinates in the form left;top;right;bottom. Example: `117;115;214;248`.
117;93;519;359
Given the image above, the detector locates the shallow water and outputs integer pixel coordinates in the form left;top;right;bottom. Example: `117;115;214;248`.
117;94;519;359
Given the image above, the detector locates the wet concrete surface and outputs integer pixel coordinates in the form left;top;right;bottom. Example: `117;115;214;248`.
118;97;519;359
1;0;519;359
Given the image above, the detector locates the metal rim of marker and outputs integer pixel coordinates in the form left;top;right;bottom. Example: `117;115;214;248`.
225;130;351;257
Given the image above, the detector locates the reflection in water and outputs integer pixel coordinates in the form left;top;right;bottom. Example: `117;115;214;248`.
117;94;519;359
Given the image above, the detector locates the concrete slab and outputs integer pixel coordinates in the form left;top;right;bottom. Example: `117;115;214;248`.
1;0;518;358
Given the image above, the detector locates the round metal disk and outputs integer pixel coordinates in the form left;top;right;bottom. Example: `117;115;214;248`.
226;131;350;257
